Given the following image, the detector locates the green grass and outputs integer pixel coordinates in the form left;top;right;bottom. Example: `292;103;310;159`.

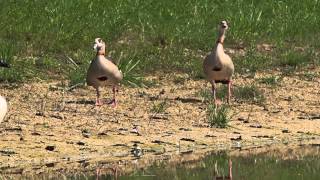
197;89;213;103
0;0;320;83
233;85;265;104
207;104;230;128
151;100;169;114
198;84;265;104
197;86;231;103
257;76;281;86
300;72;319;81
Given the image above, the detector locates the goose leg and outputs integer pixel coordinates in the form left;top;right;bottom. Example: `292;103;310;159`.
108;86;117;107
210;80;217;105
227;80;232;104
95;87;103;106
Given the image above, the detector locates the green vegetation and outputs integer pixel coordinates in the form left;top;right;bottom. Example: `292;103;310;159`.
0;0;320;83
207;104;230;128
151;100;169;114
300;72;319;81
197;89;213;103
257;76;281;86
233;85;265;104
197;86;230;103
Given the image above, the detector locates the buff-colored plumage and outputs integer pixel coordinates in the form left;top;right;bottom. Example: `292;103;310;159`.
0;61;9;122
0;96;7;123
86;38;123;106
203;21;234;104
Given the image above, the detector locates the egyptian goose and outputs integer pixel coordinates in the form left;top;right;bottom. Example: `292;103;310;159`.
0;96;7;123
203;20;234;104
86;38;123;106
0;61;9;122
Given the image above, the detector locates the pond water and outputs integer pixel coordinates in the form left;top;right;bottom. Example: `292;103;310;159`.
93;145;320;180
7;144;320;179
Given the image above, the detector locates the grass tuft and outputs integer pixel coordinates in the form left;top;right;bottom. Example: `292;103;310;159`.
151;100;168;114
197;89;213;103
207;104;230;128
257;76;281;86
300;72;319;81
278;50;313;67
118;58;145;87
233;85;265;104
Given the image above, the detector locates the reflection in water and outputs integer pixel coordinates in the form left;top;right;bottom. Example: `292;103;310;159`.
115;145;320;180
214;159;232;180
14;145;319;179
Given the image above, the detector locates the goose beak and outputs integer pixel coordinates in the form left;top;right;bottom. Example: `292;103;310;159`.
93;44;98;50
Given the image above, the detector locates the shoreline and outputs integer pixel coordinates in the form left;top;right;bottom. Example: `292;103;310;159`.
0;70;320;176
1;137;319;177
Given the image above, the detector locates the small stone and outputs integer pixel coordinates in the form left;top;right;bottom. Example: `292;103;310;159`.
282;129;290;133
36;112;45;117
180;150;194;155
250;124;262;128
131;140;143;144
164;131;175;135
159;89;165;95
179;128;192;131
50;114;64;120
119;128;128;131
76;141;86;146
45;145;55;151
5;126;22;131
272;110;281;113
82;129;91;138
232;141;242;149
238;117;245;121
284;96;293;101
231;136;242;141
45;163;55;167
0;149;16;155
151;140;166;144
112;144;128;147
31;132;41;136
82;133;90;138
310;115;320;120
97;132;108;136
180;138;195;142
205;134;217;138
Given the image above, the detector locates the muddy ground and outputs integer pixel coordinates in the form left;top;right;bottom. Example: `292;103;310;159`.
0;68;320;177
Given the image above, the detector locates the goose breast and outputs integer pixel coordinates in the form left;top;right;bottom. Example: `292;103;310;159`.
87;57;123;87
0;96;7;123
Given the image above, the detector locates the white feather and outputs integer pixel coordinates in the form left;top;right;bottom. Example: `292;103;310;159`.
0;96;7;123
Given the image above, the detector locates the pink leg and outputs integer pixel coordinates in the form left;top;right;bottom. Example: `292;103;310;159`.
229;159;233;180
96;167;101;180
227;80;232;104
108;86;117;107
210;80;218;106
95;87;103;106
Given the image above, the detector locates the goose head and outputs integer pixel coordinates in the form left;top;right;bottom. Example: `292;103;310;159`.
93;38;106;53
218;20;229;33
216;20;229;43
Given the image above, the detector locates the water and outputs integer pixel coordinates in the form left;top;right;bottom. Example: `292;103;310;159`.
116;145;320;180
6;145;320;179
